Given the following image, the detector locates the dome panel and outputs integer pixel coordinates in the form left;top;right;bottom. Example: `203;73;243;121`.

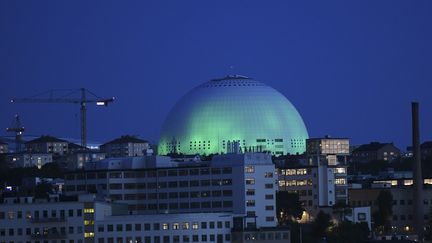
159;75;309;156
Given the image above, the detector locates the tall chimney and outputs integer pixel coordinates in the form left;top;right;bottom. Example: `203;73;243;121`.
412;102;423;242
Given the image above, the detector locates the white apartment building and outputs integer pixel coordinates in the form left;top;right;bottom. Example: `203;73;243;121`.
64;152;277;228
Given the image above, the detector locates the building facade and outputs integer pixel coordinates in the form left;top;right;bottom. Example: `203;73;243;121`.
64;152;277;228
0;195;260;243
0;141;8;154
277;137;349;221
100;136;149;158
6;153;53;169
351;142;400;163
25;136;69;156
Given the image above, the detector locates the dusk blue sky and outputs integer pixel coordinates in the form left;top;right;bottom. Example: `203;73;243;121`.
1;0;431;150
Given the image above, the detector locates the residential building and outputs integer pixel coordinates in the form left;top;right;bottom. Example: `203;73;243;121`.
6;152;53;169
277;137;349;221
25;136;69;155
351;142;400;163
100;135;149;158
349;177;432;234
64;152;277;228
64;151;106;170
0;141;8;154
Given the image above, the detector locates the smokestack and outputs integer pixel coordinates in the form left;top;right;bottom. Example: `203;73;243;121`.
412;102;423;242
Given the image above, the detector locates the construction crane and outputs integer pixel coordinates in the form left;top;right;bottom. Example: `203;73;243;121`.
6;114;25;152
11;88;115;148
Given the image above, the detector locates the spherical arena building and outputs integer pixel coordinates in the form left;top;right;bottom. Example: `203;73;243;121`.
158;75;308;156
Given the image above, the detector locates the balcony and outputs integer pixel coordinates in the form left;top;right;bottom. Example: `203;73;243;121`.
30;217;66;223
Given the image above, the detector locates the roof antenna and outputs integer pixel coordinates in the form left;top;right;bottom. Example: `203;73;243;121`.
228;65;235;78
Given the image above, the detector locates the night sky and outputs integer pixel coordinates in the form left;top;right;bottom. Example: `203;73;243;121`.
1;1;431;150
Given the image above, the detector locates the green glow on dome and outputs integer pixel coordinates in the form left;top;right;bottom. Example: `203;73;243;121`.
159;76;309;156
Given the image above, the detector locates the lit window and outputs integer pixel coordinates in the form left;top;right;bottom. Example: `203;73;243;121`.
182;222;189;229
173;223;180;230
84;232;94;238
296;169;307;175
278;180;286;187
245;166;255;173
162;223;169;230
286;169;296;175
335;178;346;185
335;168;346;174
192;222;199;230
245;179;255;185
84;220;94;225
84;208;94;213
404;180;413;186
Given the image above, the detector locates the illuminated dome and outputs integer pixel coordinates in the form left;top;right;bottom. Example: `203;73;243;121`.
158;75;308;156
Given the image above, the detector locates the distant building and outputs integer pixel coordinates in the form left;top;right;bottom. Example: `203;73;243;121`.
0;141;8;154
306;137;349;166
349;184;432;234
277;137;350;221
351;142;400;163
0;194;290;243
421;141;432;160
64;151;106;170
100;135;149;158
64;152;277;228
6;152;53;169
68;143;88;153
25;136;69;156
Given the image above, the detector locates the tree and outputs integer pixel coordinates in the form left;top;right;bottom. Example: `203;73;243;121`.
424;206;432;240
328;221;369;243
373;190;393;233
311;211;333;239
34;181;53;199
276;191;305;224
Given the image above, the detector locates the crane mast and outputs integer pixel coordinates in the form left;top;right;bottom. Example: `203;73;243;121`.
11;88;114;148
6;114;25;152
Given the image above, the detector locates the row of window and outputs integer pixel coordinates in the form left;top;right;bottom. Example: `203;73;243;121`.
67;179;233;192
116;190;234;200
0;225;82;237
0;209;82;220
96;234;230;243
99;221;230;233
278;179;313;187
392;214;431;221
279;168;309;176
0;240;82;243
65;168;233;180
237;232;289;241
351;199;432;207
126;201;234;210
